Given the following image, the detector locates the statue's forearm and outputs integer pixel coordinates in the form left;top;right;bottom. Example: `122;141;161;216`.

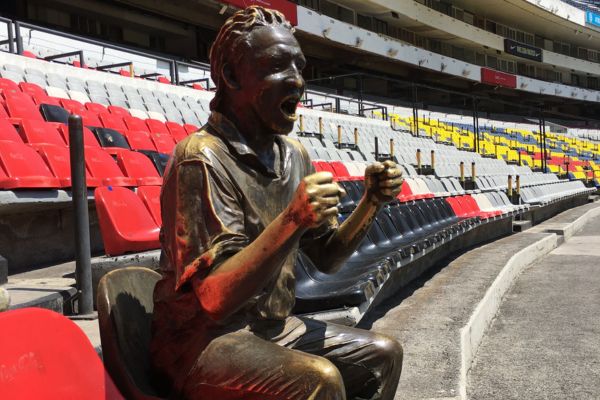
192;211;305;321
311;195;381;274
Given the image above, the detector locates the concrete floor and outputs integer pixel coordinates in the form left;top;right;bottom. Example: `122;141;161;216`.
467;214;600;400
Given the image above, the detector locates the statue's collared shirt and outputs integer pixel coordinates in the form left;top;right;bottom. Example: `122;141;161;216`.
151;111;337;379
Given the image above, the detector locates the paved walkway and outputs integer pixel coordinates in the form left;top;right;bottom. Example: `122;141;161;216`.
467;213;600;400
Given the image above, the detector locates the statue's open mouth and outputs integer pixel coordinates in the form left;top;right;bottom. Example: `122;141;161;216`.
280;95;300;121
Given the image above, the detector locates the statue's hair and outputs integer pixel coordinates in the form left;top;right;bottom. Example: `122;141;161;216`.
209;6;294;110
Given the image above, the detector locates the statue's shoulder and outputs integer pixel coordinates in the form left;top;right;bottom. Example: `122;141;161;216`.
173;127;225;165
281;135;308;158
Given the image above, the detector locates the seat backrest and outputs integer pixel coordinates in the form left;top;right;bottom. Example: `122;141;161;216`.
0;307;124;400
97;267;165;400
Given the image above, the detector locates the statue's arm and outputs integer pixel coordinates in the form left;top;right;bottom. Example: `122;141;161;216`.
305;160;403;274
192;171;343;321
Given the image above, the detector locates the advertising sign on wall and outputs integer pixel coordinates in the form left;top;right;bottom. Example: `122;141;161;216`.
480;68;517;89
586;11;600;28
220;0;298;25
504;38;542;62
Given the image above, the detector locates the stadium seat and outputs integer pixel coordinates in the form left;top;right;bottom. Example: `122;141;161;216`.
146;119;170;135
99;113;127;131
18;82;47;99
36;144;101;187
116;151;163;186
165;121;189;141
137;185;162;226
18;119;66;147
183;123;199;133
149;132;176;154
0;140;62;189
94;186;160;255
92;127;131;153
84;147;136;186
123;130;157;151
107;105;130;117
85;102;108;114
0;119;24;143
39;103;71;124
137;150;170;176
5;94;44;121
0;77;21;95
124;116;150;132
97;267;167;399
0;308;124;400
56;124;101;148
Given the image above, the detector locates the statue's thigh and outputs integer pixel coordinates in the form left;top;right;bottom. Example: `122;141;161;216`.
181;329;344;400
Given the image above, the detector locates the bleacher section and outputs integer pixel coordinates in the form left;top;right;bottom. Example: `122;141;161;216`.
0;46;596;318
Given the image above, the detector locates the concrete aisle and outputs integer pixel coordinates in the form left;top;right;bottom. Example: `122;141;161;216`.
467;214;600;400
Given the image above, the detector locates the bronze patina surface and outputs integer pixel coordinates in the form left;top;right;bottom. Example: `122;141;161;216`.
151;6;404;399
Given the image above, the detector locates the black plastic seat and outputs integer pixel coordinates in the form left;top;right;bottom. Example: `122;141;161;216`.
97;267;167;400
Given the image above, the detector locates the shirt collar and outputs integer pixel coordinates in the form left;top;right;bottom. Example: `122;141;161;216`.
207;111;283;177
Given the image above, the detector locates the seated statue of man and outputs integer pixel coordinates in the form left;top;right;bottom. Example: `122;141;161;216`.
151;6;404;399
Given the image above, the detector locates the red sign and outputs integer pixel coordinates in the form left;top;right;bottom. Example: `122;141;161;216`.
221;0;298;26
480;68;517;89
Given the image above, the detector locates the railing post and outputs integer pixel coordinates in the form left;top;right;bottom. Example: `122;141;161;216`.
416;149;422;171
14;21;23;55
299;114;304;132
460;161;465;183
7;20;14;53
375;137;379;161
337;125;342;149
69;115;93;315
471;162;476;181
507;175;513;198
354;127;359;147
431;150;435;172
318;117;323;137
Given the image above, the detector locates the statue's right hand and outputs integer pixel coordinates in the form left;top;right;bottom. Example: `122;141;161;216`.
285;171;346;229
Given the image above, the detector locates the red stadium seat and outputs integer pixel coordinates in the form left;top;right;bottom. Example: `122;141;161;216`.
5;94;44;121
56;124;101;148
183;123;199;133
0;308;124;400
31;94;62;106
123;130;157;151
157;76;171;84
22;50;38;58
116;150;163;186
99;113;127;131
329;161;350;179
94;186;160;255
137;185;162;226
165;121;189;142
60;98;86;114
0;140;61;189
19;82;46;98
397;180;416;202
0;103;9;118
18;119;66;147
146;118;170;135
0;78;21;96
124;115;150;132
84;147;136;187
107;105;130;117
0;119;23;143
85;102;107;114
149;132;176;154
36;144;101;187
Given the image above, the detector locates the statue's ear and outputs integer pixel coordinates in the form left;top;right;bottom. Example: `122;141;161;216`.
221;63;240;91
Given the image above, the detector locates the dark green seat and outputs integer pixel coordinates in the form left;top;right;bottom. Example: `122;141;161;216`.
97;267;166;400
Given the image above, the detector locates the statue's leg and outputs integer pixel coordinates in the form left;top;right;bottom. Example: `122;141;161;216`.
180;329;347;400
279;317;403;400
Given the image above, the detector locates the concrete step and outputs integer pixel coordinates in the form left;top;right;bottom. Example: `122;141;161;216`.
512;219;532;232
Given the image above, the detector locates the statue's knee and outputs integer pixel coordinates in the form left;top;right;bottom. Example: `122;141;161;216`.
374;334;404;366
312;358;345;393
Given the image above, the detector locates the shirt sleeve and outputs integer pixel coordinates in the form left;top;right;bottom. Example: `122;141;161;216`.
161;159;249;291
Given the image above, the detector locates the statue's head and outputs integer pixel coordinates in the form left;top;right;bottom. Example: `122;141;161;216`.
210;6;305;136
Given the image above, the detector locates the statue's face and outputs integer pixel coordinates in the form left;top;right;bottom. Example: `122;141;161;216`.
235;25;306;136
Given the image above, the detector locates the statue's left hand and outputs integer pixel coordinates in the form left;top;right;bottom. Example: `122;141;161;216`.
364;160;403;206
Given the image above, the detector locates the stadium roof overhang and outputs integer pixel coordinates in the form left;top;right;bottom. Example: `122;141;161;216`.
296;29;600;124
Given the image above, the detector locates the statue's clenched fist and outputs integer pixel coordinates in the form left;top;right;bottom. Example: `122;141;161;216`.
364;160;403;205
286;171;346;229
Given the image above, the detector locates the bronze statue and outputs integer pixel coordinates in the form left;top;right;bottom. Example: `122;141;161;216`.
151;6;404;399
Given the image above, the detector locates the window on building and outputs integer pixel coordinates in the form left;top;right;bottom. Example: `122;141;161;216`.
357;14;372;30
